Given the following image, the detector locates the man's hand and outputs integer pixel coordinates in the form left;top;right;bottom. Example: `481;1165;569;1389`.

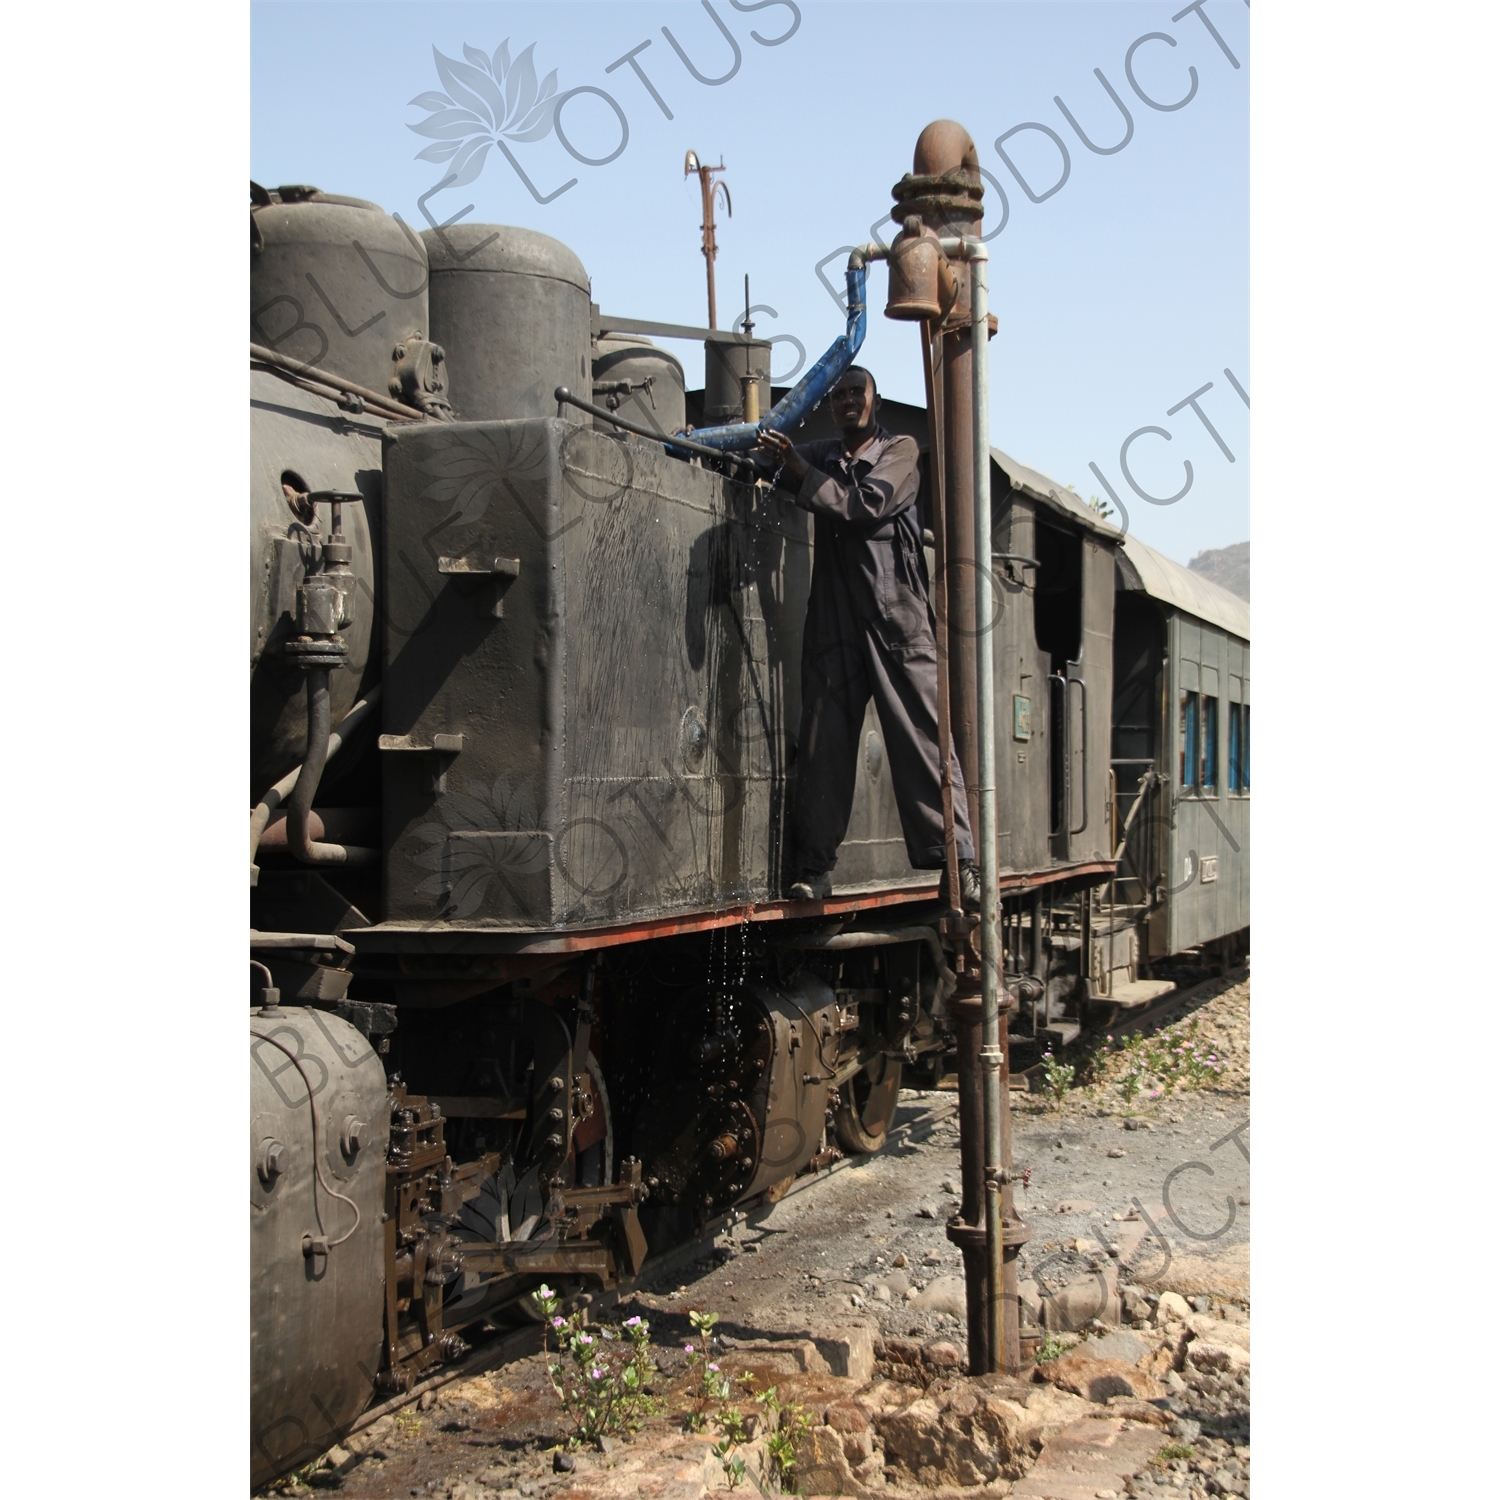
754;427;809;485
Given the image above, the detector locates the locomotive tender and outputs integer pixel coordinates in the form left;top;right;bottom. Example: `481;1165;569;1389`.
249;146;1247;1484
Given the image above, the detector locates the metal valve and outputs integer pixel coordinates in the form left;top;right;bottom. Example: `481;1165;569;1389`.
258;1138;287;1186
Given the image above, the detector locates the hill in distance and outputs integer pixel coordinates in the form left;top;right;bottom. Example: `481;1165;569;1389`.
1187;540;1249;601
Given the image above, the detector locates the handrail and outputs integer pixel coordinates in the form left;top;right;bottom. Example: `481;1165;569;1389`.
1048;674;1066;838
1067;675;1089;835
552;387;755;477
1112;767;1160;860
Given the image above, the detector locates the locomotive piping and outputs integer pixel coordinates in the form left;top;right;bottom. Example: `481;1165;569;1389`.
251;342;426;422
286;670;380;869
671;251;879;454
552;387;755;478
251;686;382;882
944;235;1009;1373
773;924;957;1002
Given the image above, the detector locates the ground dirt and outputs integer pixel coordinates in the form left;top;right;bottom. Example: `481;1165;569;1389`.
264;977;1250;1499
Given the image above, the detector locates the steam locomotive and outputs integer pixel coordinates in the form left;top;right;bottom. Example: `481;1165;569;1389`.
248;151;1248;1484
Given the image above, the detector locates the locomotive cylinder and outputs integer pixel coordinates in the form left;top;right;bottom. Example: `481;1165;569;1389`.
250;1006;391;1489
423;225;591;423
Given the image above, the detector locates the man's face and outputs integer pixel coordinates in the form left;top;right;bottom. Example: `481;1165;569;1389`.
830;373;876;432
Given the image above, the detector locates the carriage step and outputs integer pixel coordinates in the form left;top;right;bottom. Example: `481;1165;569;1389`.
1107;979;1177;1010
1040;1020;1081;1047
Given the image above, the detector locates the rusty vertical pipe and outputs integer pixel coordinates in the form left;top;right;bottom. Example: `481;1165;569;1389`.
920;319;961;912
950;992;989;1375
901;120;993;1372
943;326;979;843
963;240;1008;1375
908;123;985;843
999;1005;1022;1370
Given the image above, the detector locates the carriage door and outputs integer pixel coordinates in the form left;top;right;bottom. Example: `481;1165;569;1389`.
1033;521;1082;862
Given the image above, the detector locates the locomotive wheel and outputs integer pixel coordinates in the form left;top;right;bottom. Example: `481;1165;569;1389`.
833;1055;903;1155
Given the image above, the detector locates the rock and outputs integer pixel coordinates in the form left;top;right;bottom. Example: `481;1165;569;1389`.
796;1422;872;1496
1186;1340;1250;1373
1165;1371;1187;1394
1107;1148;1126;1158
856;1379;921;1419
940;1179;960;1194
811;1324;876;1382
874;1284;892;1303
1102;1397;1172;1426
724;1336;832;1377
1038;1267;1121;1332
595;1435;618;1455
850;1294;866;1309
879;1337;922;1366
879;1381;1091;1486
1120;1287;1152;1323
917;1204;938;1219
825;1401;871;1435
553;1452;575;1473
1072;1329;1148;1365
891;1252;908;1268
1054;1200;1096;1215
1170;1417;1202;1441
1018;1278;1043;1324
922;1340;964;1370
1184;1313;1249;1351
1124;1119;1142;1131
921;1249;944;1265
911;1275;968;1317
884;1270;910;1297
1190;1295;1211;1313
1154;1292;1192;1325
1039;1353;1164;1402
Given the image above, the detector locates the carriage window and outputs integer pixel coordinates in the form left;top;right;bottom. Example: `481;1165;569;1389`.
1242;705;1250;792
1201;696;1219;793
1179;691;1198;789
1228;702;1243;792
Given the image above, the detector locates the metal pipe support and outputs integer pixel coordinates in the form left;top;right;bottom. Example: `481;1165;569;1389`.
250;687;382;883
286;669;380;869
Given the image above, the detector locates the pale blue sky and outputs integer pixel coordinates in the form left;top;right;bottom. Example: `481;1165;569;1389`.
252;0;1249;564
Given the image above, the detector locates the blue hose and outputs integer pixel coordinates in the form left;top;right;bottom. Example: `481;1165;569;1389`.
671;262;868;456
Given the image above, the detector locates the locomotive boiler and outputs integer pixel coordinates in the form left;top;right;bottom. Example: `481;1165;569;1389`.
249;121;1248;1487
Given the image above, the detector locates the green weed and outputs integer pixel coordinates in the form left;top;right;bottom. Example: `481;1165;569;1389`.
536;1285;660;1446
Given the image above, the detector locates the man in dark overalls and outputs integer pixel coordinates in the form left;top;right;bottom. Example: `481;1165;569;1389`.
755;366;980;908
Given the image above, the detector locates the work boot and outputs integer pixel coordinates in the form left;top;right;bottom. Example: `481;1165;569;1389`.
959;860;983;914
787;870;833;901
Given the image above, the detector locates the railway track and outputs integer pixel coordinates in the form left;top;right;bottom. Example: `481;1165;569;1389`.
1013;965;1250;1088
331;966;1246;1447
336;1093;961;1443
